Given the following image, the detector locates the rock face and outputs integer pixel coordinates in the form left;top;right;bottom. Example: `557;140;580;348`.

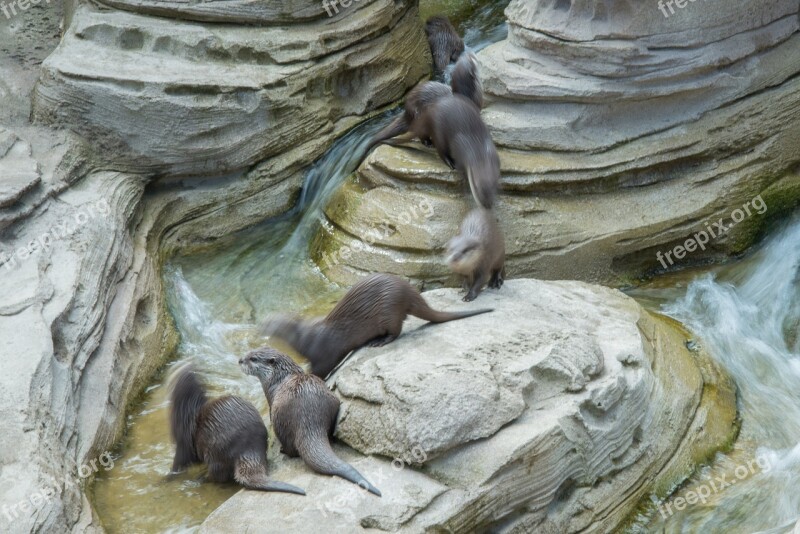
201;279;737;533
0;1;429;533
34;0;427;176
314;0;800;286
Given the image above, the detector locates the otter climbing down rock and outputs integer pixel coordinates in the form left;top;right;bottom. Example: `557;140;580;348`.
240;348;381;496
410;93;501;208
168;362;305;495
450;50;483;109
446;208;505;301
425;15;465;75
262;273;492;378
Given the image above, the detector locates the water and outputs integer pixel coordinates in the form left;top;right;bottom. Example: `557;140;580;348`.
628;216;800;533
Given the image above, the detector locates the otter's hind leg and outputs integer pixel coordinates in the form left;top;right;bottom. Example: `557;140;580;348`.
489;269;504;289
234;457;305;495
465;271;490;302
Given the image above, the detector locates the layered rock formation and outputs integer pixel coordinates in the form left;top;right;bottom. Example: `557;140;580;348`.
314;0;800;286
0;1;429;532
201;279;737;533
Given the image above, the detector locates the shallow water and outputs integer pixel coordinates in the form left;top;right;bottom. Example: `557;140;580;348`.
627;215;800;533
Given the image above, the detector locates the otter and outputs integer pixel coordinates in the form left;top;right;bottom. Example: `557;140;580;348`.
446;208;505;301
168;362;305;495
240;347;381;496
262;273;492;378
450;50;483;109
410;93;500;208
363;80;452;156
425;15;465;75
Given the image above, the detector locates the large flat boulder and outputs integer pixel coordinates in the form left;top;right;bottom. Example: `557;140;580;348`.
200;279;737;532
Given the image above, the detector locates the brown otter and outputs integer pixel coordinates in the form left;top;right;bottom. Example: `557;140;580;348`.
410;93;500;208
239;347;381;496
363;80;452;156
425;15;465;75
168;362;305;495
262;273;492;378
446;208;505;301
450;50;483;109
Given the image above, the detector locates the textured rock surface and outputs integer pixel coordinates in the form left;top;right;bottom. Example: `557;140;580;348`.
35;0;428;176
315;0;800;286
0;1;429;533
201;279;737;533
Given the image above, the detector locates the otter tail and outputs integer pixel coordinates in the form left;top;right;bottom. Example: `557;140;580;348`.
467;166;496;209
168;363;208;473
409;291;492;323
234;457;306;495
363;115;410;157
302;432;381;496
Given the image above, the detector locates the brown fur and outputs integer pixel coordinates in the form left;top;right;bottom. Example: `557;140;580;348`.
411;94;500;208
240;348;381;496
262;273;492;378
167;363;304;495
450;50;483;109
363;81;452;156
425;15;465;74
446;208;505;301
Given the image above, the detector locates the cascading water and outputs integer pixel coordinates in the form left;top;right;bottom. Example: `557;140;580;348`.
631;216;800;533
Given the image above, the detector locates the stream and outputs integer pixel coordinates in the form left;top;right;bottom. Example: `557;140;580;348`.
629;216;800;533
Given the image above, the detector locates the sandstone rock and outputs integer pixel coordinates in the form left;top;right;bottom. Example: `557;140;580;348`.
34;0;429;176
314;0;800;286
200;279;737;532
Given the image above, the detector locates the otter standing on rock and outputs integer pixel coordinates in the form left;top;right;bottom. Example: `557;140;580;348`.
446;208;505;301
167;363;305;495
240;347;381;496
425;15;465;74
262;273;492;378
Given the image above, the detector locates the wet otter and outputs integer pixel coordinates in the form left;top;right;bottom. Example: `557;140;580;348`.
262;273;492;378
240;347;381;496
425;15;465;75
410;93;500;208
446;208;505;301
168;363;305;495
364;80;452;155
450;50;483;109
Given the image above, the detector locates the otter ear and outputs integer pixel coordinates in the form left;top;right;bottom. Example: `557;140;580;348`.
266;356;276;364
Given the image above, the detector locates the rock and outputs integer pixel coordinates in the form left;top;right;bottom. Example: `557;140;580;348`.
314;0;800;286
201;279;737;532
34;0;429;176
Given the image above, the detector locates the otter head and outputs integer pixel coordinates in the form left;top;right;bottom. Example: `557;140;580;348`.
239;347;302;392
446;235;483;275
